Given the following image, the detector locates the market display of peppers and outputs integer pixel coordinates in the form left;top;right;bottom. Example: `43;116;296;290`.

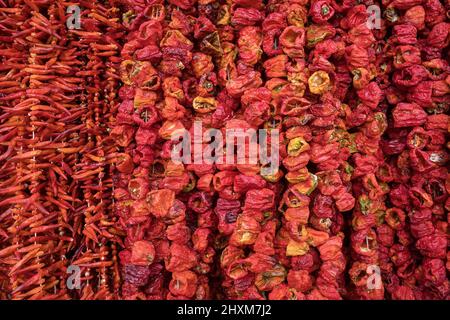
0;0;448;300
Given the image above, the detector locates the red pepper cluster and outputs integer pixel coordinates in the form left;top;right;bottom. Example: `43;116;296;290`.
0;1;124;299
0;0;448;300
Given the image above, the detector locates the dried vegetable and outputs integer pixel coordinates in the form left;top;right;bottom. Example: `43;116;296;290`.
0;0;448;300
